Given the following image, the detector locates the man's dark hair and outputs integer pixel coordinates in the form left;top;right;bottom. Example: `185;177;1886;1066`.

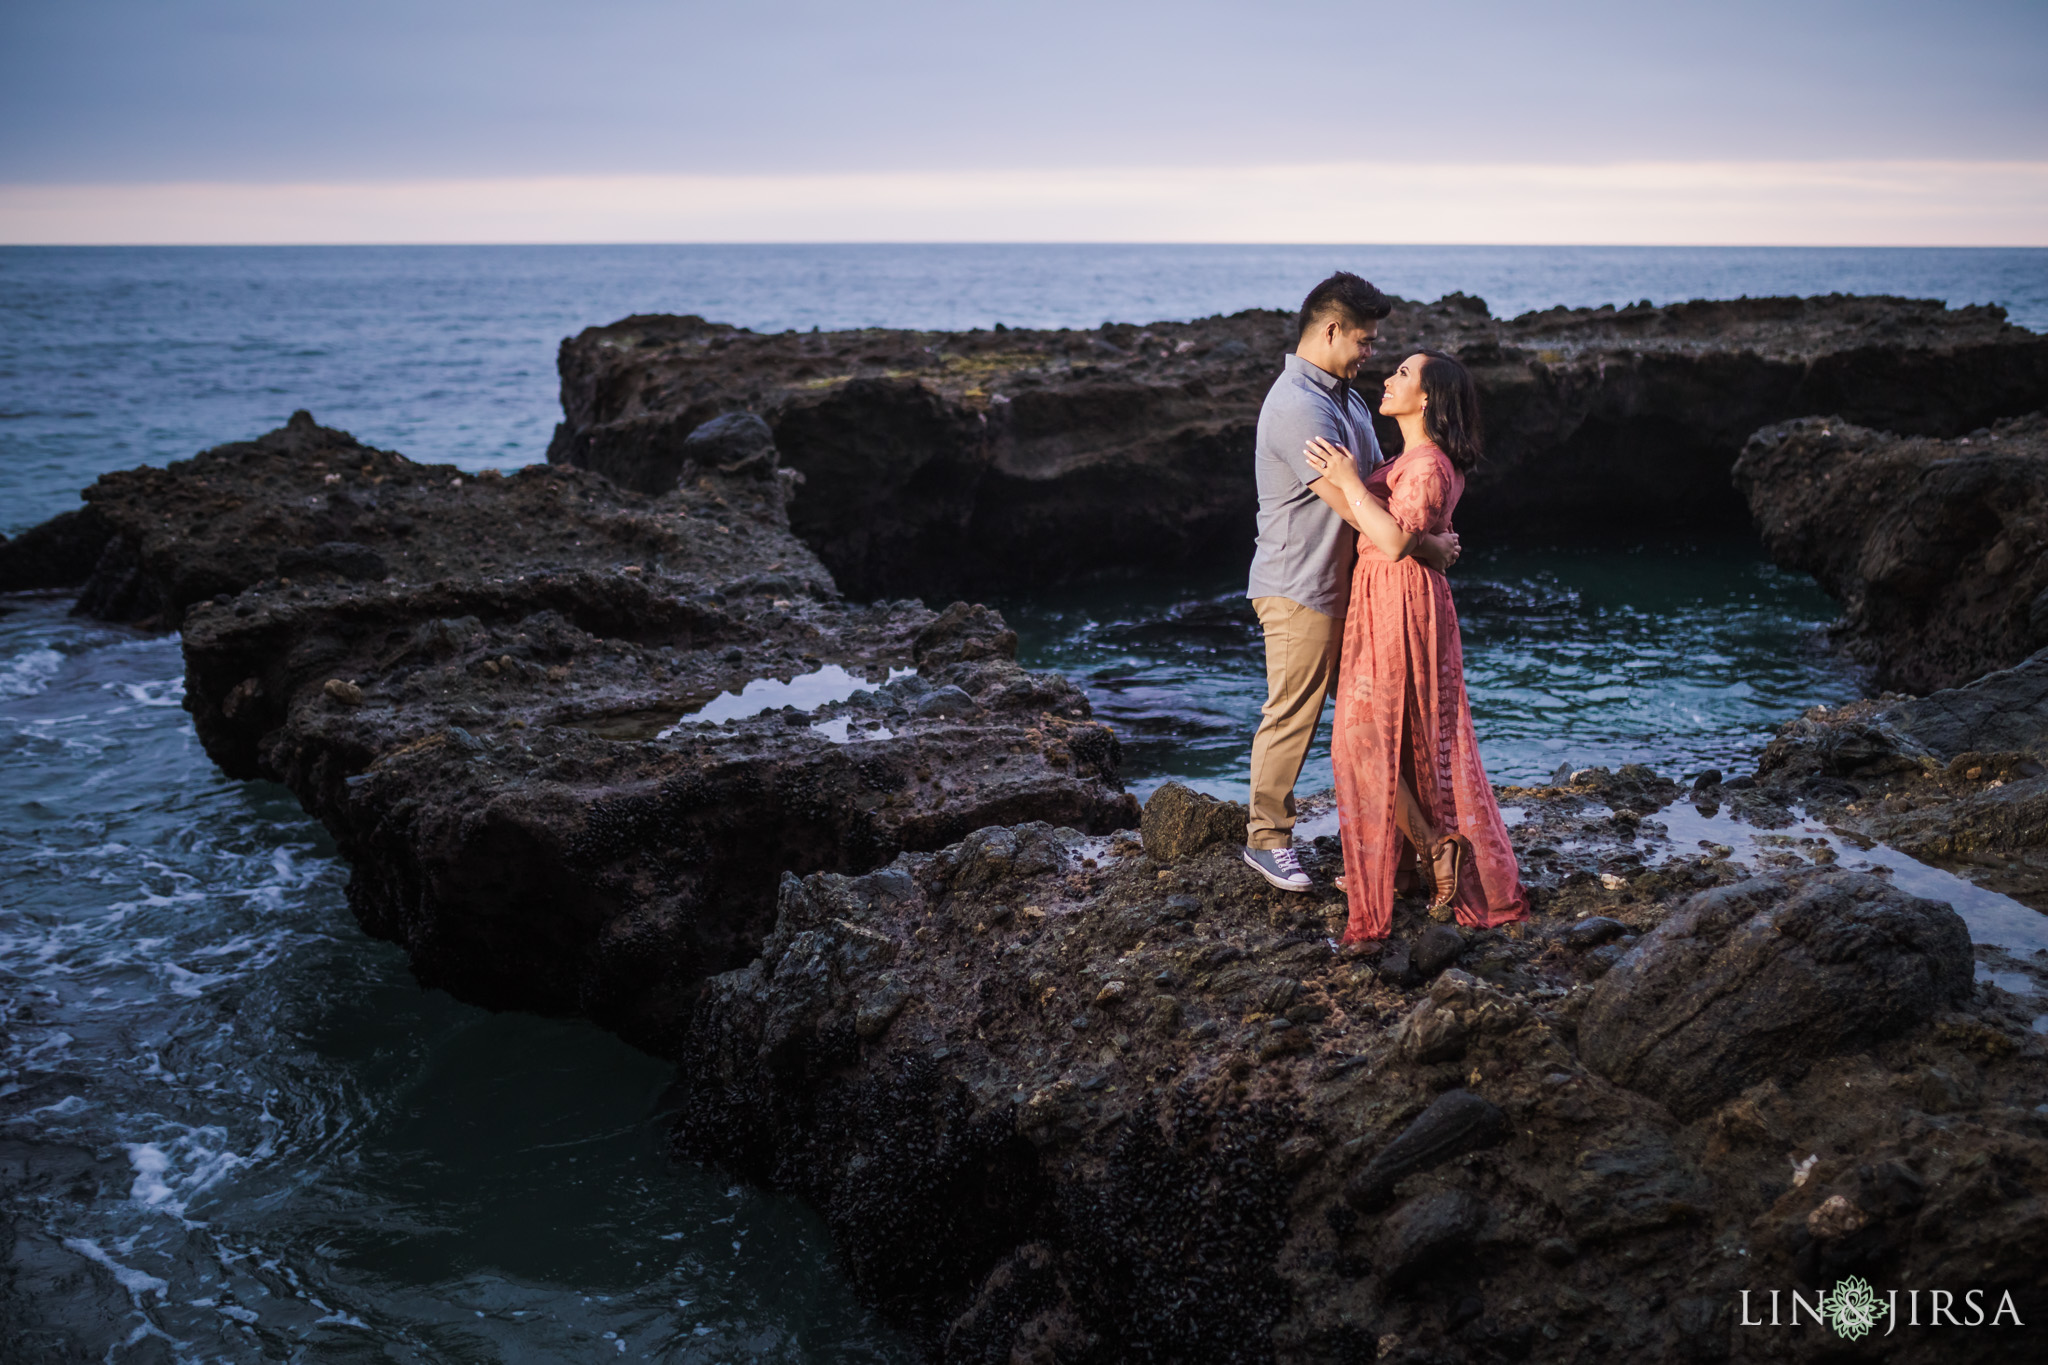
1297;271;1392;338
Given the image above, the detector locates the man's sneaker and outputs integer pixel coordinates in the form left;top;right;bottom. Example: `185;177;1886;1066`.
1242;845;1312;893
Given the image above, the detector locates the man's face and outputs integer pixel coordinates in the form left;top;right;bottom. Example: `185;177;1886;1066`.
1333;319;1378;378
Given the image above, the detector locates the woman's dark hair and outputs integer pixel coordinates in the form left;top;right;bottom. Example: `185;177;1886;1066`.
1417;349;1483;472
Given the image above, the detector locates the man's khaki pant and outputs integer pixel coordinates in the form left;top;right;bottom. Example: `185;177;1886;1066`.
1246;596;1342;850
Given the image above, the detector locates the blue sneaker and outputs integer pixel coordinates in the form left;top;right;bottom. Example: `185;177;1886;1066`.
1241;845;1312;893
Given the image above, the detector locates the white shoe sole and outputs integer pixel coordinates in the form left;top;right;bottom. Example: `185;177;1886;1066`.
1241;847;1312;893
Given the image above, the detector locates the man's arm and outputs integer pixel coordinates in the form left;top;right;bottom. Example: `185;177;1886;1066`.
1305;471;1461;569
1412;528;1461;570
1274;389;1463;571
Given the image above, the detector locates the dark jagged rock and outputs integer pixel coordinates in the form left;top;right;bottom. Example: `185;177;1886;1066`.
275;539;388;581
1373;1190;1486;1285
1579;938;1635;979
1579;871;1974;1119
0;506;114;592
41;412;1136;1051
1411;923;1465;978
549;297;2048;597
1565;916;1629;949
1343;1089;1504;1212
911;600;1018;666
1735;411;2048;692
1390;968;1532;1065
1559;762;1685;814
668;809;2048;1361
680;410;776;471
1139;780;1248;862
1564;1139;1711;1243
1373;938;1417;989
1878;643;2048;764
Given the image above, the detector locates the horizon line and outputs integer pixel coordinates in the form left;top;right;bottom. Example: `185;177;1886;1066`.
4;240;2047;250
4;160;2045;248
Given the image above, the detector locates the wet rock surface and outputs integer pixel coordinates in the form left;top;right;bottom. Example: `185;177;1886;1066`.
1753;648;2048;911
550;297;2048;597
669;783;2048;1362
1735;410;2048;692
1580;871;1974;1119
1140;779;1249;862
0;506;115;593
14;412;1136;1051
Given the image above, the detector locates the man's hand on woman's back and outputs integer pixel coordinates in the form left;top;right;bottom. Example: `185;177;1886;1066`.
1412;531;1461;571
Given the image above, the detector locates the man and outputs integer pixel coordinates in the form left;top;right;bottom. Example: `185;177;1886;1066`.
1241;272;1459;892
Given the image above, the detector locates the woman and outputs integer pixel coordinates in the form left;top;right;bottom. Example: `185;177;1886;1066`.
1303;349;1527;945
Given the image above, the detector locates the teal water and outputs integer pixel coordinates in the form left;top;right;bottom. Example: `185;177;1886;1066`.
1002;541;1862;803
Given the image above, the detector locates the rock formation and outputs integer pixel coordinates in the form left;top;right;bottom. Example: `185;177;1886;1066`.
10;412;1135;1052
0;507;116;593
1735;410;2048;693
548;297;2048;598
669;787;2045;1361
1579;871;1974;1119
1748;646;2048;913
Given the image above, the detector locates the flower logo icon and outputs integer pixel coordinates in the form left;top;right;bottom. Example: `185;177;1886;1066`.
1825;1276;1882;1341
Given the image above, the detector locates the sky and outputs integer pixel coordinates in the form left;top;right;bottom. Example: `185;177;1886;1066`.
1;0;2044;244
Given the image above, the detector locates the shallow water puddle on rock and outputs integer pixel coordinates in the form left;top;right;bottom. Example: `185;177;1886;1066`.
808;716;895;744
656;664;913;735
1293;792;2043;959
1649;801;2048;959
1289;794;1341;844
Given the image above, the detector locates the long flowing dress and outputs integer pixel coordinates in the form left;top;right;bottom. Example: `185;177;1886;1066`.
1332;441;1527;942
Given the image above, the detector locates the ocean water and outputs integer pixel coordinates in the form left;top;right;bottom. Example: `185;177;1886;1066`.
1;245;2041;1360
0;598;908;1361
4;244;2045;531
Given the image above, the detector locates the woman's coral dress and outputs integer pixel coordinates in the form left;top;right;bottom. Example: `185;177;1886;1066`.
1332;441;1527;942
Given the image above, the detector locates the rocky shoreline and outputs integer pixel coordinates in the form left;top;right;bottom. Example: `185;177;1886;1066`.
6;295;2048;1362
0;411;1134;1053
669;774;2043;1362
1736;412;2048;693
547;295;2048;599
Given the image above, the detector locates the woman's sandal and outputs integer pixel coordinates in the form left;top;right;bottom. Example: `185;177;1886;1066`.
1426;835;1474;921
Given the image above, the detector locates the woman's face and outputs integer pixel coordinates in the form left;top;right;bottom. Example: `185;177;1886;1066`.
1378;353;1429;417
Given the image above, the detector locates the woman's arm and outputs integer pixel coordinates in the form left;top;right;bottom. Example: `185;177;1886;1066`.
1304;437;1433;562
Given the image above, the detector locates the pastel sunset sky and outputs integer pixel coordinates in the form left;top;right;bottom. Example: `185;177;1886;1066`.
2;0;2043;244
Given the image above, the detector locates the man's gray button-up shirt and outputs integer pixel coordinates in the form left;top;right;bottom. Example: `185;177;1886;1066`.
1246;352;1385;618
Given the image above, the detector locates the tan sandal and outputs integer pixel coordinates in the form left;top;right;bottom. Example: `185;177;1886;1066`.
1427;835;1473;921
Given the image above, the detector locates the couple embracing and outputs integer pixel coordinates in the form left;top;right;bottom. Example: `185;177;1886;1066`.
1240;272;1528;948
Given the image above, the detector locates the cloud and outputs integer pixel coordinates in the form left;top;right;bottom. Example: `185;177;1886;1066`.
3;161;2044;246
3;2;2045;182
